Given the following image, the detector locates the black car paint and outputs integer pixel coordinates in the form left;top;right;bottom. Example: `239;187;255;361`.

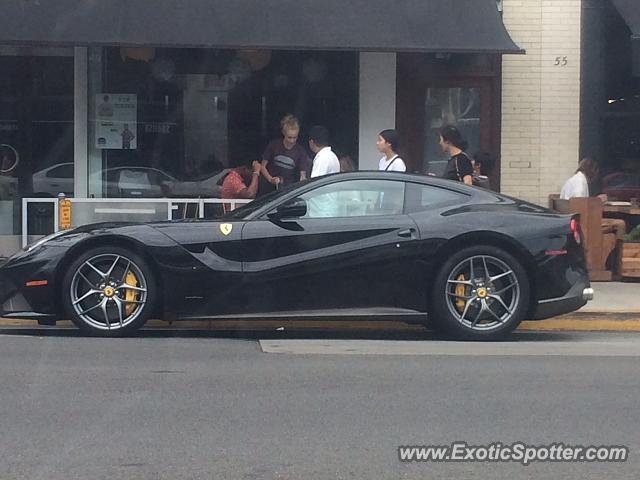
0;172;589;322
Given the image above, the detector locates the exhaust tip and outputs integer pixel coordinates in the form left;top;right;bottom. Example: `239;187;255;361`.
583;287;594;301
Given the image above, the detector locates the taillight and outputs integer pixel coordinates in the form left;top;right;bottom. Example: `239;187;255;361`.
570;218;581;244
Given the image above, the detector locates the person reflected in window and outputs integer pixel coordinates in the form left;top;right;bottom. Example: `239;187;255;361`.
221;160;262;213
440;125;473;185
121;124;135;150
377;129;406;172
309;125;340;178
259;114;311;195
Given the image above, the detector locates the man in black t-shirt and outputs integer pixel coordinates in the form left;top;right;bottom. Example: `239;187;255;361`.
439;125;473;185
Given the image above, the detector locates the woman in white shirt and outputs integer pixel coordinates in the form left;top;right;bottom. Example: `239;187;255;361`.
560;157;601;199
377;129;406;172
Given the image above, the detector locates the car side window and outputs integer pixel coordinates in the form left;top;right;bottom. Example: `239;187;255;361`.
405;183;467;213
299;179;405;218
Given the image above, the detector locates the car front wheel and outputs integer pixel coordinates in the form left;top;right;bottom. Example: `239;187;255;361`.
62;246;156;336
431;245;530;340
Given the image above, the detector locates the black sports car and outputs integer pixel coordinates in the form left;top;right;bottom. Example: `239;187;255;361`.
0;172;593;340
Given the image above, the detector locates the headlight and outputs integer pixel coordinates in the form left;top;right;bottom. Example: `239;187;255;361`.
24;230;70;253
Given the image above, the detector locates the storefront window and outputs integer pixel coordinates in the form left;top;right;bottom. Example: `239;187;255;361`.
87;47;359;201
0;48;74;251
581;1;640;198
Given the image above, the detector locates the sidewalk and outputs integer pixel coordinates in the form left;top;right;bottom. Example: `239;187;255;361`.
516;281;640;332
580;282;640;313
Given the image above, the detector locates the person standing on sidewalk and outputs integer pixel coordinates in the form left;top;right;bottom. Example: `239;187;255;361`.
440;125;473;186
259;114;311;196
309;125;340;178
377;129;406;172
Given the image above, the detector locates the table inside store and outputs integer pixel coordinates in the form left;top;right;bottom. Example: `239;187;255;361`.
603;202;640;233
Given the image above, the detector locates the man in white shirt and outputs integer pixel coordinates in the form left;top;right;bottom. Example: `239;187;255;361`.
309;125;340;178
306;125;340;217
560;171;589;199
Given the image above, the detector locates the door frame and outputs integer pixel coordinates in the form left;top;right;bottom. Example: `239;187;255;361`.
396;54;503;191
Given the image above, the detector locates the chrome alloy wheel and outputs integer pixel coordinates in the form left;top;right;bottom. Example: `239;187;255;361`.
445;255;521;331
69;254;148;331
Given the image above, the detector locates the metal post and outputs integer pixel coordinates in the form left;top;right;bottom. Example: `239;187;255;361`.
21;198;28;248
54;196;60;233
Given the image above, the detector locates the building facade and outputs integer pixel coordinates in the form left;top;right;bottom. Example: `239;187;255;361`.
2;0;636;256
500;0;639;205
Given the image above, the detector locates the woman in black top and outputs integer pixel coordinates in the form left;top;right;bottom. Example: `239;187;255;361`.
439;125;473;185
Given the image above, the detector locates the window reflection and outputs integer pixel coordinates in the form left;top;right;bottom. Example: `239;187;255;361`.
301;180;405;218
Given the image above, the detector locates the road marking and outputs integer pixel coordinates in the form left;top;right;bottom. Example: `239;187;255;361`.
259;338;640;356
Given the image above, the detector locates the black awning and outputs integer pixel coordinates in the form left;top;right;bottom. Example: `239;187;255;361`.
611;0;640;75
1;0;522;54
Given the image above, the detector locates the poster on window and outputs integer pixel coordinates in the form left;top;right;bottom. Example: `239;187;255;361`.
95;93;137;149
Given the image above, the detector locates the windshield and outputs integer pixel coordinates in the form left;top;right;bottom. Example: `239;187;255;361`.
224;180;310;219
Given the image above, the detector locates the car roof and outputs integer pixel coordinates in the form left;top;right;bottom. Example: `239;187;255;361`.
310;170;479;194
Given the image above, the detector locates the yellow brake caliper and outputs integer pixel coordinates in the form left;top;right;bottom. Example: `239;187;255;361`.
455;274;467;312
124;271;139;316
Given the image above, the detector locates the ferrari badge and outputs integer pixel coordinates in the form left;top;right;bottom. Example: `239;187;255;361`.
220;223;233;236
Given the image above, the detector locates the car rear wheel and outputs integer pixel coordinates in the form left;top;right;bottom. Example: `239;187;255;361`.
431;245;529;340
62;246;156;336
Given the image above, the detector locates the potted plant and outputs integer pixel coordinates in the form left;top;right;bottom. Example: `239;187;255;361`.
619;225;640;278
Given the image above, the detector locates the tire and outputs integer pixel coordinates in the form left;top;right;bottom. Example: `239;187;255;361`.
61;246;157;336
430;245;530;340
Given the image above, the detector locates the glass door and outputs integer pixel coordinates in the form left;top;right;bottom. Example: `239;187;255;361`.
423;86;483;176
396;54;500;187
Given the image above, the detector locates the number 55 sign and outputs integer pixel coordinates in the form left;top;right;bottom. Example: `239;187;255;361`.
554;56;568;66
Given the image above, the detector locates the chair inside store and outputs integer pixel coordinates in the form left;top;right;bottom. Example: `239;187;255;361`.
548;194;624;281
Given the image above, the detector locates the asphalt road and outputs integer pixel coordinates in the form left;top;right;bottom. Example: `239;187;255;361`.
1;329;639;479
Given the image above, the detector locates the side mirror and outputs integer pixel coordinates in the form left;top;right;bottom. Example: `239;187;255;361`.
268;198;307;220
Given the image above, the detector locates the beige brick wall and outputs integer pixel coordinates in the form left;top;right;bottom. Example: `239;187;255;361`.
501;0;581;205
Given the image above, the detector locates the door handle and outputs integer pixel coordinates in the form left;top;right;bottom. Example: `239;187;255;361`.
397;228;416;238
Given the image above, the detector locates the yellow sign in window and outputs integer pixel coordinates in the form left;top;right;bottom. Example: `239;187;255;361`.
59;199;72;230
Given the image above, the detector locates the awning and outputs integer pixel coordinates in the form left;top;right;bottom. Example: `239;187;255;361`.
1;0;522;54
611;0;640;75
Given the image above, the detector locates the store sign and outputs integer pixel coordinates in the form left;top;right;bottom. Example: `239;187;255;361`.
95;93;137;150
